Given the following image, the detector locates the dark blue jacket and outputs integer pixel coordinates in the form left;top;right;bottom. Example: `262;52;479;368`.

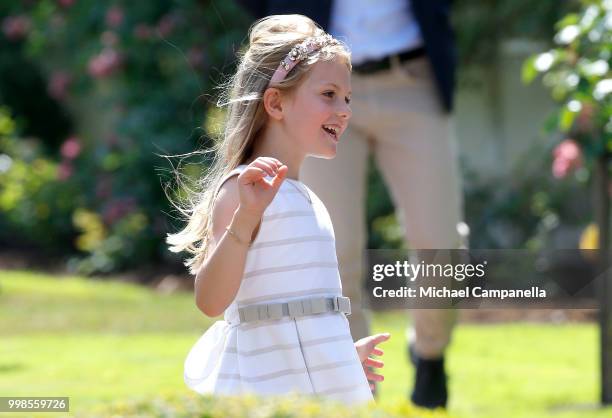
238;0;456;112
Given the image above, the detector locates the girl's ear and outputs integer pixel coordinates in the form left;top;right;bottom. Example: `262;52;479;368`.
263;87;284;121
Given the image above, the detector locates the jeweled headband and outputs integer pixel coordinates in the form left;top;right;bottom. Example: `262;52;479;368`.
269;33;340;84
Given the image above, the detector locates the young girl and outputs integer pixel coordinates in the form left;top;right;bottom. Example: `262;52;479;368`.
167;14;390;406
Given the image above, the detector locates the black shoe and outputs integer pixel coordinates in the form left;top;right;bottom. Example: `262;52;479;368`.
409;347;448;409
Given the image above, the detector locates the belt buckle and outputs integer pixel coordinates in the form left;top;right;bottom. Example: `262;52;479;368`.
332;296;340;311
338;297;351;315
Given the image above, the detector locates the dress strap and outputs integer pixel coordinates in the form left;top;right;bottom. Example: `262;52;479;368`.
213;164;247;200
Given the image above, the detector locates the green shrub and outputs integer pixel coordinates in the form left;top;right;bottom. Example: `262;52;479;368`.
0;1;250;274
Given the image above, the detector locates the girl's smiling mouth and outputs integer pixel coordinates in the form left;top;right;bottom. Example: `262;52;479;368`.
322;124;339;141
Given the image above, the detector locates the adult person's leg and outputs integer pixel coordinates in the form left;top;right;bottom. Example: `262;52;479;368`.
300;72;373;341
368;55;466;408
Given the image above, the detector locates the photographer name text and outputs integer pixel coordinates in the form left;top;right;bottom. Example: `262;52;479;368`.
372;286;547;300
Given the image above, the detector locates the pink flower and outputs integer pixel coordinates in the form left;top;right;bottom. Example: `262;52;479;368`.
552;138;583;179
57;0;76;7
61;136;81;159
2;15;31;40
48;71;71;101
133;23;153;40
105;6;124;29
88;48;122;78
102;197;137;225
157;14;176;38
57;160;73;181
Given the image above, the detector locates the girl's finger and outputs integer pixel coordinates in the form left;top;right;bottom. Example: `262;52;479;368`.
261;157;283;169
364;357;384;368
359;333;390;354
250;158;275;175
271;165;288;189
250;159;275;177
360;332;389;343
241;168;274;188
240;167;267;184
369;333;391;347
366;371;384;382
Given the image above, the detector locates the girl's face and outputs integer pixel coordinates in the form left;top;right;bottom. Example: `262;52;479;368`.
282;57;352;159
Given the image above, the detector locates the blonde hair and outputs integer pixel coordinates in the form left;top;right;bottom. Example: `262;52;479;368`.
166;14;351;275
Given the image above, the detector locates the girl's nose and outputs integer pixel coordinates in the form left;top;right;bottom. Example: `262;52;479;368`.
338;101;352;120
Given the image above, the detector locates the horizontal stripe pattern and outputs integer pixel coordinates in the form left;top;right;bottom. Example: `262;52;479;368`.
249;235;333;250
224;333;352;356
225;342;299;356
243;261;338;279
242;237;336;282
217;360;358;383
262;210;313;221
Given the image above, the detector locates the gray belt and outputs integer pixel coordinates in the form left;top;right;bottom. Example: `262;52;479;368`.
237;296;351;323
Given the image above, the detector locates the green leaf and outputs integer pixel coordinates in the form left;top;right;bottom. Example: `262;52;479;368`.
543;112;560;134
522;55;538;84
555;13;580;31
559;106;577;132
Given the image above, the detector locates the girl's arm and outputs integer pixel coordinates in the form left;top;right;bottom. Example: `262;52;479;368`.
194;157;287;317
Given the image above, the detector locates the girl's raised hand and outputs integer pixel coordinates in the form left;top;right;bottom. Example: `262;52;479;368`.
236;157;288;217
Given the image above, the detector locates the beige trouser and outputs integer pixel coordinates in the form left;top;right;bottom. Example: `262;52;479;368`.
301;55;465;359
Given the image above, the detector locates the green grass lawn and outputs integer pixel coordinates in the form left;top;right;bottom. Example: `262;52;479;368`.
0;269;610;418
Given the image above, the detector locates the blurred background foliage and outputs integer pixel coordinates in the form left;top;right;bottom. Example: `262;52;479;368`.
0;0;250;275
0;0;606;277
521;0;612;251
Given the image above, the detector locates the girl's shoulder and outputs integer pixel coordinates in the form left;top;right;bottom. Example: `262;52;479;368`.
213;165;247;200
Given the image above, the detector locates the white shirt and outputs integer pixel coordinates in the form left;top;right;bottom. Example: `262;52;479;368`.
329;0;424;65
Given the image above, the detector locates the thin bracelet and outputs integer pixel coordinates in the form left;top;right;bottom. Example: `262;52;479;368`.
225;226;251;246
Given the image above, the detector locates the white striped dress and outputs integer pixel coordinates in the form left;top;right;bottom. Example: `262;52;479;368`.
184;164;374;406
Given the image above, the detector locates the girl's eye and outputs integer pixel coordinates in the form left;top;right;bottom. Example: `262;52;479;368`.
324;91;350;105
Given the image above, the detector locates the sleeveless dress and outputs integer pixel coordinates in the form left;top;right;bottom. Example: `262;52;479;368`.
184;164;374;406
